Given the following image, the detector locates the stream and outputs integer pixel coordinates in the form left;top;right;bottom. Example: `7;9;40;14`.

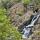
22;13;40;38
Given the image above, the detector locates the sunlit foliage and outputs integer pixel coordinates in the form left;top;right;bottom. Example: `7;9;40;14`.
22;0;31;5
0;8;22;40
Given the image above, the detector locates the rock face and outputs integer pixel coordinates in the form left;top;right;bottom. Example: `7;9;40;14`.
9;2;40;40
31;17;40;40
9;3;33;27
31;29;40;40
9;3;25;15
22;17;40;40
9;3;25;26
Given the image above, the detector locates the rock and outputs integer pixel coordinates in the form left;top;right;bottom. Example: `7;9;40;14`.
22;13;40;40
28;20;40;40
9;3;25;16
9;3;33;27
9;3;25;26
31;30;40;40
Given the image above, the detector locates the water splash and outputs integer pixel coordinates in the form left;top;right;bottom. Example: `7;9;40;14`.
22;14;40;38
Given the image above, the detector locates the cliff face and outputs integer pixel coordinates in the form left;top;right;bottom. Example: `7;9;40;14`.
9;2;40;40
9;3;33;27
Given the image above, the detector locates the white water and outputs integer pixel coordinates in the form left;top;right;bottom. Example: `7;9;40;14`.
22;14;40;38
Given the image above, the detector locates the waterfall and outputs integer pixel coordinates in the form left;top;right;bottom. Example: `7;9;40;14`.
22;13;40;38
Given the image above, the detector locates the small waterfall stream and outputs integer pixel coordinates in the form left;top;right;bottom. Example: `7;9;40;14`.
22;13;40;38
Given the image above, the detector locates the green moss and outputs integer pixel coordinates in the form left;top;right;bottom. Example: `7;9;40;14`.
0;8;22;40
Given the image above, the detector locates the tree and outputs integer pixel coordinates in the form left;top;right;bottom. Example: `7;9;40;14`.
0;8;22;40
22;0;31;5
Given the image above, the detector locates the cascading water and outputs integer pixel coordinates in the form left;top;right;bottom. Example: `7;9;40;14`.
22;13;40;38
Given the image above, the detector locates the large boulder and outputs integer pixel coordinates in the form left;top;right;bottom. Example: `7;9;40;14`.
9;3;33;27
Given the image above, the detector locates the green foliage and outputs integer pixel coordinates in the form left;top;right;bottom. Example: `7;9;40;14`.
31;0;40;9
33;0;40;5
0;0;12;9
22;0;31;5
0;0;21;9
0;8;22;40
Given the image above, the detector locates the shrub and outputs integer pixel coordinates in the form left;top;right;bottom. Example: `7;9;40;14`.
0;0;13;9
0;8;22;40
22;0;31;5
0;0;21;9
